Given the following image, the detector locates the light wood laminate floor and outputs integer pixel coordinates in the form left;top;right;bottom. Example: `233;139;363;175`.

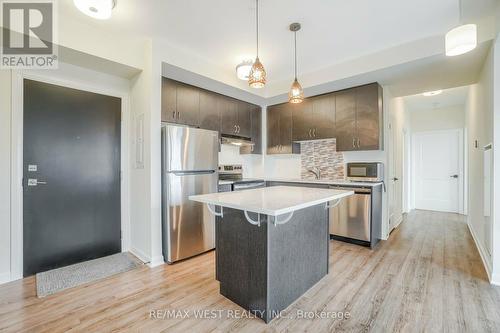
1;210;500;332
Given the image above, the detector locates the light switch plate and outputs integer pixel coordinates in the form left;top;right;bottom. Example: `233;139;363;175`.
28;164;37;172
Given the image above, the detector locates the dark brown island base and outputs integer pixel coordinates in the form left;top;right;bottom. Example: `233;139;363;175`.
189;186;353;323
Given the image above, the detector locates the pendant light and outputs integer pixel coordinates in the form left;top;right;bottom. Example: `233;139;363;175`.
248;0;266;88
288;23;304;104
445;0;477;56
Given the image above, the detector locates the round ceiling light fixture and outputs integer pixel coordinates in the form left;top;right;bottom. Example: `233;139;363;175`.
288;22;304;104
248;0;267;88
445;24;477;56
236;60;253;80
74;0;116;20
422;90;443;97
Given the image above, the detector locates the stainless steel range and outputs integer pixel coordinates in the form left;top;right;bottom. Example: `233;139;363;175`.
218;164;265;192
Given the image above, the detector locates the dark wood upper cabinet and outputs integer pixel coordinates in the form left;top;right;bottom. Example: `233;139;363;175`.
335;89;357;151
219;97;238;135
199;90;220;132
267;103;296;155
335;83;383;151
240;105;262;155
291;100;313;141
311;94;336;139
161;77;263;153
176;82;200;126
355;83;383;150
267;104;281;154
291;94;335;141
161;78;177;123
237;101;252;138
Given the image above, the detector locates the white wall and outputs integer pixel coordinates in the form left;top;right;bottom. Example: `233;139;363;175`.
492;34;500;284
410;105;465;132
0;70;12;283
465;43;495;281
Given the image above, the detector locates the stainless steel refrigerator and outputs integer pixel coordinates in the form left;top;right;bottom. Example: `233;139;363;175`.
161;124;218;263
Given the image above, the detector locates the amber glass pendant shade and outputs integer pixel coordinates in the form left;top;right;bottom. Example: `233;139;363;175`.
289;78;304;103
249;57;266;88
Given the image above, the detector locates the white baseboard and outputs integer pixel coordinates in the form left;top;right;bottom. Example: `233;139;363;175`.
129;247;151;264
467;221;493;282
393;214;404;230
148;255;165;268
0;272;11;285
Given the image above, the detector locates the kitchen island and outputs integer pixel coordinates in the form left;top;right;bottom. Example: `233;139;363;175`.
189;186;353;323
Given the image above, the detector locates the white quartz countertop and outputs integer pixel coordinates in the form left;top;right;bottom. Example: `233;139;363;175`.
189;186;354;216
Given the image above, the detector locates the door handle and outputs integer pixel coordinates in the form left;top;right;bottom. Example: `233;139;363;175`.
308;129;312;138
234;124;237;133
27;179;47;186
313;128;316;138
237;125;240;133
176;111;180;120
352;138;356;148
393;177;399;181
357;138;360;148
450;174;459;179
172;111;175;119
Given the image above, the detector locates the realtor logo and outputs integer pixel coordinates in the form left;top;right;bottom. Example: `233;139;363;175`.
1;0;58;68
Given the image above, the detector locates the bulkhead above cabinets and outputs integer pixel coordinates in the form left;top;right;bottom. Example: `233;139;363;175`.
266;82;383;155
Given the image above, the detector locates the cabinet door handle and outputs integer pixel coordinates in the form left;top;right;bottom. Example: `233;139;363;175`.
313;128;316;138
308;129;312;138
237;125;240;133
234;124;237;133
352;138;356;148
176;111;180;119
172;111;176;119
357;138;360;148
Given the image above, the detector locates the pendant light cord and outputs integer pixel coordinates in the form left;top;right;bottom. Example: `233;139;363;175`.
294;30;297;80
256;0;259;57
458;0;462;24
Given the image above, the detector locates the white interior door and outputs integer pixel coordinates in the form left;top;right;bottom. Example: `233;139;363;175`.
414;129;462;213
388;115;403;231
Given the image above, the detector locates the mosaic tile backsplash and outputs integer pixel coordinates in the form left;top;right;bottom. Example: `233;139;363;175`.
300;139;345;180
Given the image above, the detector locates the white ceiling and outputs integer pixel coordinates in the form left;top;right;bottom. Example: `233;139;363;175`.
59;0;499;96
404;86;469;112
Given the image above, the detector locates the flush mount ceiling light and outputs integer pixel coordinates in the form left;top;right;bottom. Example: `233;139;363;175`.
288;23;304;104
248;0;267;88
236;60;253;80
445;0;477;56
445;24;477;56
74;0;116;20
422;90;443;97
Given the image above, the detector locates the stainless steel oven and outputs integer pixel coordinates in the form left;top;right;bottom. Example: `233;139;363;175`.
346;162;384;182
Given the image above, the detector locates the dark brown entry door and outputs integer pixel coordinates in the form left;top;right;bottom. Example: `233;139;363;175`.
23;79;122;276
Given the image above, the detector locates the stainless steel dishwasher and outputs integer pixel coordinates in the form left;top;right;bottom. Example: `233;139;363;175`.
329;186;372;244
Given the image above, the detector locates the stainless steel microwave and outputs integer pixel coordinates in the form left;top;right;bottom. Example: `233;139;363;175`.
346;162;384;182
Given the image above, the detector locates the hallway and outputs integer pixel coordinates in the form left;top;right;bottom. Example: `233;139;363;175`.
0;211;499;332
